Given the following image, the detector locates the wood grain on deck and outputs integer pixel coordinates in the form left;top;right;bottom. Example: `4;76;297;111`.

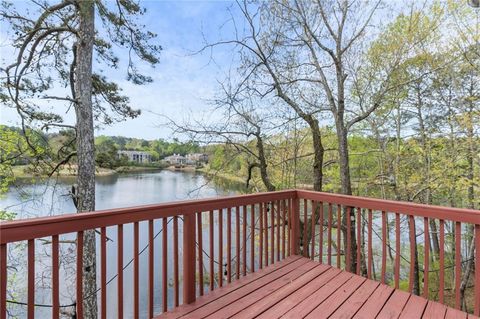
156;257;476;319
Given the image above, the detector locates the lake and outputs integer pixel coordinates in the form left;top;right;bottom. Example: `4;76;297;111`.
1;170;244;219
1;170;246;318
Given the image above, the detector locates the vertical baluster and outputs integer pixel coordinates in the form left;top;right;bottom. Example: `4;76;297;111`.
243;205;247;276
474;224;480;316
270;202;274;264
287;198;293;256
197;213;204;295
291;196;300;255
368;209;373;279
282;200;286;259
276;201;280;262
346;207;351;271
52;235;59;319
337;205;341;269
219;209;223;286
76;231;84;319
209;210;214;291
148;221;154;318
250;204;255;273
286;198;293;256
173;216;179;307
264;202;269;266
118;225;124;318
319;202;324;263
395;213;400;289
101;227;107;319
439;219;445;304
227;207;232;283
356;207;361;275
423;217;429;299
236;207;241;279
311;200;316;260
134;222;139;318
408;215;415;293
162;218;168;312
381;211;387;284
303;199;307;257
183;214;196;305
328;203;333;266
28;239;34;319
259;203;263;269
0;244;5;319
438;219;445;303
455;221;461;309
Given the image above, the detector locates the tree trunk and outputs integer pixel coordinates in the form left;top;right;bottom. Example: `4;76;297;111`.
299;117;324;256
335;122;352;195
74;1;97;317
256;134;276;192
416;99;441;258
335;119;357;272
310;119;324;192
410;218;421;295
459;86;476;309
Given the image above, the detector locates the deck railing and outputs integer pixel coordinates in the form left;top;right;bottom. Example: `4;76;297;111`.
297;190;480;316
1;189;479;318
0;190;297;319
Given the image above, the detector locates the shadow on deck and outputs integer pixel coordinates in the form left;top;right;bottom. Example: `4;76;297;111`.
158;256;475;319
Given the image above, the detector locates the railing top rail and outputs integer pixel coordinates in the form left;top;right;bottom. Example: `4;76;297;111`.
3;189;480;244
0;189;296;244
297;190;480;224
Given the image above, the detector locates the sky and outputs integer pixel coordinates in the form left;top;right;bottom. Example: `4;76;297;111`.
0;0;241;140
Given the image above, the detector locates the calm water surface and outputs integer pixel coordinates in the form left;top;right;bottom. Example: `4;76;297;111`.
1;170;245;318
2;170;243;219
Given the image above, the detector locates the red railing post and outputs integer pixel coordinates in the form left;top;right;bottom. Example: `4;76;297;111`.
290;195;300;255
183;213;196;304
1;244;6;319
475;224;480;316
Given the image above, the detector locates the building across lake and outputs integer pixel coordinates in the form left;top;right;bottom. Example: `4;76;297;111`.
164;153;209;166
164;154;187;165
117;150;152;163
117;151;209;166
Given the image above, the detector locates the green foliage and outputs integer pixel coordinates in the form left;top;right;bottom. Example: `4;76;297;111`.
95;137;119;169
0;210;16;221
0;125;47;193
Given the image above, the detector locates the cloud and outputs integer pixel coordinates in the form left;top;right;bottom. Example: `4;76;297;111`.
1;0;238;141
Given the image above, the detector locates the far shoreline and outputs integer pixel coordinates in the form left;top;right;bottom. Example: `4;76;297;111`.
11;164;165;180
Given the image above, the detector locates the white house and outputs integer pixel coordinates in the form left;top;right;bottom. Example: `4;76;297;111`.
117;150;152;163
164;154;187;165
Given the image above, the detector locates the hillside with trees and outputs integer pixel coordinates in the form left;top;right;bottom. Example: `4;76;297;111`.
0;125;201;176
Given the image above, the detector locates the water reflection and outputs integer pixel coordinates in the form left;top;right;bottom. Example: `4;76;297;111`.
1;170;246;218
1;170;247;318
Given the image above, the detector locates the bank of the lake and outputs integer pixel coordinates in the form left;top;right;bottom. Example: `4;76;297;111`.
196;166;246;184
11;164;166;179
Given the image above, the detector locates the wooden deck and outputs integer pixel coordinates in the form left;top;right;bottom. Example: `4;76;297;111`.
158;256;476;319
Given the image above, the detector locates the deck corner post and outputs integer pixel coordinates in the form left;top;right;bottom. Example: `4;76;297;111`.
291;196;300;255
183;213;196;304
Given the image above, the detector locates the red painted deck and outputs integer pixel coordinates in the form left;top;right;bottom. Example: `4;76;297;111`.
157;256;476;319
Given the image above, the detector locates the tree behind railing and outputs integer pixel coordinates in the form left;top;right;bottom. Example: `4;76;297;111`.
297;190;480;315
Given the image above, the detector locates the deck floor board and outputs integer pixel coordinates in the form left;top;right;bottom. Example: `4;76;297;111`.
156;257;477;319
